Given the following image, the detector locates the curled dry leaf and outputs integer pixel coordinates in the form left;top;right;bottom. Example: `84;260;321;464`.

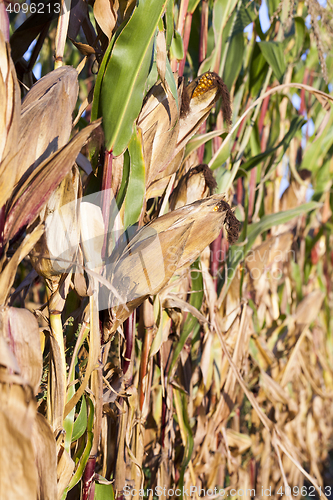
4;119;102;245
57;446;75;500
0;306;43;395
0;224;44;305
93;0;136;39
0;30;21;207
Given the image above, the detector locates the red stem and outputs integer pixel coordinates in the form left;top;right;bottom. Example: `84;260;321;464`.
81;457;96;500
178;13;192;77
237;178;243;205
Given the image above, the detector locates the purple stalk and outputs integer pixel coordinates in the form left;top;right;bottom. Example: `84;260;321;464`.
81;457;96;500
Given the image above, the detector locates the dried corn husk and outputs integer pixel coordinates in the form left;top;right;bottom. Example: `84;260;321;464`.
103;195;240;335
145;72;231;198
169;163;217;209
0;31;21;207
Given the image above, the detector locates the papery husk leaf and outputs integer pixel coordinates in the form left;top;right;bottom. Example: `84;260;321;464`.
0;377;38;500
169;163;217;210
13;67;79;185
0;31;21;207
32;413;58;500
0;335;20;371
137;80;181;187
156;29;167;85
225;429;252;454
104;225;192;336
73;246;95;297
294;289;325;328
4;119;101;244
30;165;81;281
48;334;67;432
145;148;184;199
93;0;136;39
245;231;293;279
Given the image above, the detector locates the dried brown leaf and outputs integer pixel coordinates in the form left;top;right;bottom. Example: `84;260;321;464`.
0;380;37;500
4;119;101;244
137;81;181;187
32;413;58;500
14;66;79;184
93;0;136;39
0;31;21;207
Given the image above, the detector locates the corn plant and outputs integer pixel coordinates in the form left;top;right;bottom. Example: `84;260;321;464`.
1;0;333;499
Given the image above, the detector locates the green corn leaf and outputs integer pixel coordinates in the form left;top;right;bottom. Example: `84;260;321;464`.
294;17;306;57
259;41;286;83
165;0;174;48
100;0;167;155
185;130;228;160
71;395;88;442
94;483;115;500
68;396;94;490
173;388;194;500
170;30;184;60
123;128;146;229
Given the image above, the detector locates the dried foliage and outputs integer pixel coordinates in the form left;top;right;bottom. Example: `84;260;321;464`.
1;1;333;499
